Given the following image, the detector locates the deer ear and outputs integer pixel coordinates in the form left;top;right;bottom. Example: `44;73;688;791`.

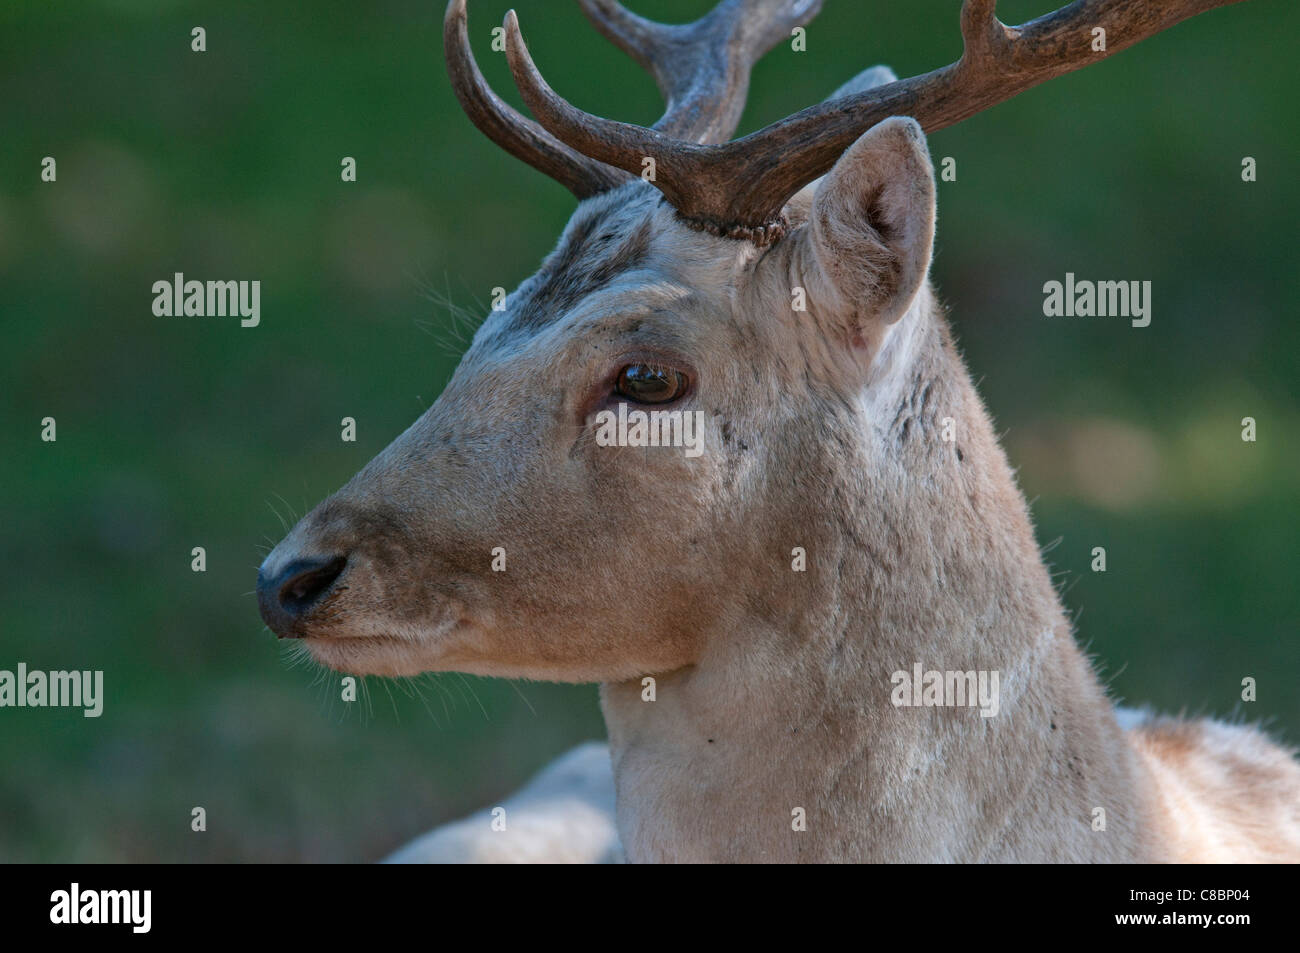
803;116;936;331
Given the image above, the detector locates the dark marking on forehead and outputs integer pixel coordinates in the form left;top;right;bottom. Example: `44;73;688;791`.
506;185;659;335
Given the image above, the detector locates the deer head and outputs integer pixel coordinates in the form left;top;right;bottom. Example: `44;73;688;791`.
258;0;1241;691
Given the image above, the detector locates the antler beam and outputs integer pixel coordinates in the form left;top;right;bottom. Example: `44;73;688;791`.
503;0;1247;240
444;0;823;199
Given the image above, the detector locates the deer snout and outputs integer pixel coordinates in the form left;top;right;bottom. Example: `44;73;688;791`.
257;554;348;638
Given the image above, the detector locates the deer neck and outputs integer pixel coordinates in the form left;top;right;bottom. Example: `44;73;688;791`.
600;289;1160;862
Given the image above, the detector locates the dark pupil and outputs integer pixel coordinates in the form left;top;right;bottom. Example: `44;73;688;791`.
618;364;681;403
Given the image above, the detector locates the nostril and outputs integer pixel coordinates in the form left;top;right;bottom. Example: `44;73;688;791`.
277;556;348;616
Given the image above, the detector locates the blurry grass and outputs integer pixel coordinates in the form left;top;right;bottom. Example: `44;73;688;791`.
1;0;1297;860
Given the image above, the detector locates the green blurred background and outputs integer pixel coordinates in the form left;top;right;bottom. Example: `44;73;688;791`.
1;0;1296;861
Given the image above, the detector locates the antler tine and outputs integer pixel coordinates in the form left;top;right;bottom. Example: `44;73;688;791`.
505;0;1247;244
710;0;1249;229
443;0;629;199
575;0;671;77
503;11;709;214
577;0;825;145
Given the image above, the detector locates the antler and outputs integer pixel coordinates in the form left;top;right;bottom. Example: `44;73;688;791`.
444;0;627;199
503;0;1248;243
444;0;823;199
577;0;824;145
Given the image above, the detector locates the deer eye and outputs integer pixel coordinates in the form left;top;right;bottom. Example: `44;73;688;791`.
614;363;688;404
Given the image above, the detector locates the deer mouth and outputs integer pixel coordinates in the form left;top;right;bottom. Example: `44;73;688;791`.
300;633;424;677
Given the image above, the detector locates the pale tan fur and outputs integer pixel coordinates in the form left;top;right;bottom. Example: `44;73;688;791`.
383;742;620;863
262;117;1300;863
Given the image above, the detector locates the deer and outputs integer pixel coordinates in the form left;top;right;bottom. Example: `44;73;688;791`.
257;0;1300;863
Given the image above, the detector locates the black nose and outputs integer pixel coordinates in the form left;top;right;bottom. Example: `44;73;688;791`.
257;555;348;638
